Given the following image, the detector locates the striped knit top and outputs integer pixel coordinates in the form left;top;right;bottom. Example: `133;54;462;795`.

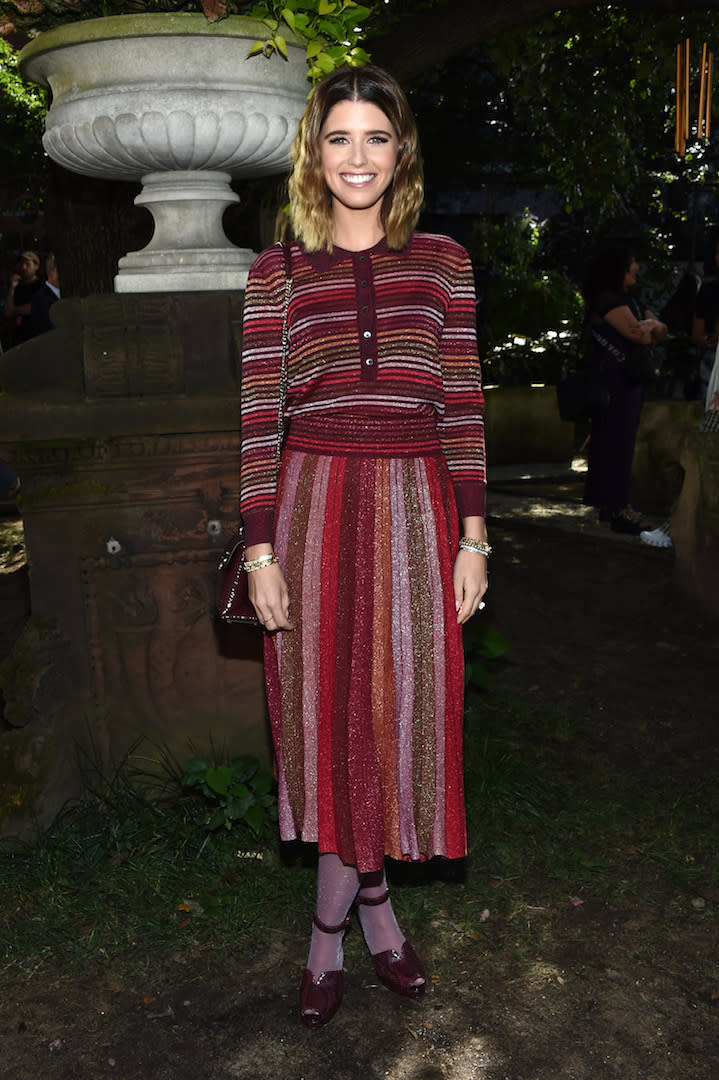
240;231;487;546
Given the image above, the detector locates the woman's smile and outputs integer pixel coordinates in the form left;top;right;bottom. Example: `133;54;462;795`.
340;172;376;186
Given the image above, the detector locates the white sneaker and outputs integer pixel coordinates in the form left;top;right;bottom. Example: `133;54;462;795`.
640;527;672;549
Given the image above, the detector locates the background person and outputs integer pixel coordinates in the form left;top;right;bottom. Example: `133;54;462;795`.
691;233;719;405
582;246;667;534
4;251;44;347
29;253;61;337
239;64;488;1029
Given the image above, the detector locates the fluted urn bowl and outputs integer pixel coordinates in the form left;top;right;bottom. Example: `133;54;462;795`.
19;14;308;291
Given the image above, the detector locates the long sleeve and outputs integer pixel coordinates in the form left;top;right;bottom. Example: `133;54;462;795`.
239;244;288;546
239;234;487;540
436;245;487;518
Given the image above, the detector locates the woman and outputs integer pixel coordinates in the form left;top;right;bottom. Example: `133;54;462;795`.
239;65;488;1028
582;246;667;533
692;233;719;405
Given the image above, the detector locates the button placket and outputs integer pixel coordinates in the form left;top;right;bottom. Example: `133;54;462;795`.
354;252;377;382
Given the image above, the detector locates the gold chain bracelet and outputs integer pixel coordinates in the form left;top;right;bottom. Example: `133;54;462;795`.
243;553;279;573
458;537;492;557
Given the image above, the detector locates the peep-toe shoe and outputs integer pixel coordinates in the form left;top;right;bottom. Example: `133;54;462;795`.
355;889;426;999
299;910;351;1028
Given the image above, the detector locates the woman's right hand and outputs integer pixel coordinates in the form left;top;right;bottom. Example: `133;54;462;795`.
245;547;294;632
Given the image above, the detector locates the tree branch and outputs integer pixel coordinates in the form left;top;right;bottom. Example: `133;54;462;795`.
371;0;719;82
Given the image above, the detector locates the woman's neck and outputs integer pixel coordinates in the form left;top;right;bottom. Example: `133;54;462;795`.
331;206;385;252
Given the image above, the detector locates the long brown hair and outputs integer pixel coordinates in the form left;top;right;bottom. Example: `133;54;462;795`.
288;65;424;253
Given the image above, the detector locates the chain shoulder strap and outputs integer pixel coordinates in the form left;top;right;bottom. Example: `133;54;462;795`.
274;241;293;472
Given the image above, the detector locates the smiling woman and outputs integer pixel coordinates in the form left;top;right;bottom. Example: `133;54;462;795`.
319;100;399;245
288;64;424;253
237;64;488;1029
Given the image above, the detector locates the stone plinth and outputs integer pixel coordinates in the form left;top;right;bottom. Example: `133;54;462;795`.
484;385;575;465
673;427;719;615
634;400;718;616
0;293;268;841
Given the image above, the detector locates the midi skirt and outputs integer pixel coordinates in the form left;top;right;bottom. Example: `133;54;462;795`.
263;415;466;874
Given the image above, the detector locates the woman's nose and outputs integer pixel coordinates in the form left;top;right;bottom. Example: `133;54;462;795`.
348;140;368;165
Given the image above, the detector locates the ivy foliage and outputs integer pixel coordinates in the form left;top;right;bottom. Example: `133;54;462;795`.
0;36;47;187
0;0;376;82
246;0;372;82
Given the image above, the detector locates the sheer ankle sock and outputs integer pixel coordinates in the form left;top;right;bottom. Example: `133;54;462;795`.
356;872;425;993
356;878;406;957
305;853;360;980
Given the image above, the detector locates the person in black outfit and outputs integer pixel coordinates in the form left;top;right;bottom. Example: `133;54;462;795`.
29;254;61;336
582;246;668;534
4;251;44;346
692;235;719;404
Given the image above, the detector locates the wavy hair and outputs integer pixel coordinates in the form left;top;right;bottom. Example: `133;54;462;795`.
288;65;424;253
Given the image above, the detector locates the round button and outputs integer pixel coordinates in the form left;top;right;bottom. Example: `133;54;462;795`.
362;305;369;312
363;330;372;339
365;358;374;366
360;280;367;287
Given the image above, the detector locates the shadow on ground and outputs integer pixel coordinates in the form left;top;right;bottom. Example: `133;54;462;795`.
1;472;717;1080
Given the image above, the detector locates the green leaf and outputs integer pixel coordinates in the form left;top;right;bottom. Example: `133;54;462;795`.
230;756;259;783
226;791;253;820
252;770;273;797
205;765;233;796
246;40;267;57
281;8;295;32
244;804;266;836
318;0;337;13
208;807;227;831
315;50;337;74
181;757;208;785
274;33;289;60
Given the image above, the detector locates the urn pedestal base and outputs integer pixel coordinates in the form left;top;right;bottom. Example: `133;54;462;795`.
115;170;256;293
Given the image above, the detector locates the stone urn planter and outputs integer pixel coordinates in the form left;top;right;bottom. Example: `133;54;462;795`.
19;14;308;292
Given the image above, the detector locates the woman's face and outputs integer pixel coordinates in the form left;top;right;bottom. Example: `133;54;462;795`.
319;99;399;218
623;258;639;290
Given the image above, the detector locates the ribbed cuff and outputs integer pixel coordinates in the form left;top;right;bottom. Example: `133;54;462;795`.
241;509;275;548
455;481;487;520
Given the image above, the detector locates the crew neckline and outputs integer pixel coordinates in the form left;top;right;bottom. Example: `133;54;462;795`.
302;234;413;272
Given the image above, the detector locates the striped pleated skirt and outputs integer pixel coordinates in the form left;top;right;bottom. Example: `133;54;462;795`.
263;414;466;874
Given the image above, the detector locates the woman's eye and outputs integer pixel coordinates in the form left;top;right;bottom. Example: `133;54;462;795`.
328;136;348;144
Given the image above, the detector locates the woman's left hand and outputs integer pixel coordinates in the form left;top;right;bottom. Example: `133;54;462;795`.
453;549;489;625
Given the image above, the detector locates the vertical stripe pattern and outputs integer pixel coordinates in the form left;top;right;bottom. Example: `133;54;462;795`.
264;442;466;874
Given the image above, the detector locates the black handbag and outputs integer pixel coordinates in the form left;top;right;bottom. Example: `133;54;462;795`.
556;367;610;422
216;243;293;625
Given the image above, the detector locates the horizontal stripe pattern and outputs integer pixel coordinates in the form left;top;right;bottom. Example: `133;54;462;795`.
263;446;466;873
240;232;486;546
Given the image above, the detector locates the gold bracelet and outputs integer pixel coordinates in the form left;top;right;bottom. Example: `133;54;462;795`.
459;537;492;557
243;553;279;573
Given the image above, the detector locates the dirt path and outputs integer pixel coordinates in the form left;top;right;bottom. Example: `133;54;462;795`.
1;480;717;1080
